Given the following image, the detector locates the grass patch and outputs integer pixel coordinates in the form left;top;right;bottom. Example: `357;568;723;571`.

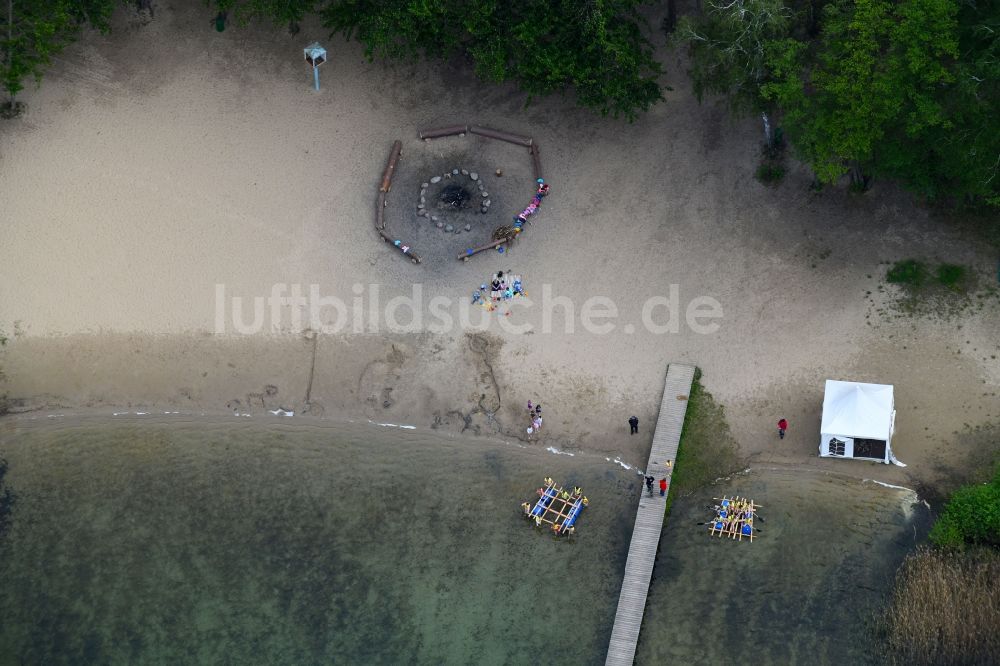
755;163;785;185
935;263;967;290
882;258;987;317
755;131;786;186
664;369;744;518
886;259;928;287
875;547;1000;665
886;259;973;291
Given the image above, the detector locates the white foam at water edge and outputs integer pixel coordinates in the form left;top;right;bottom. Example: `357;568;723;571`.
376;422;416;429
269;409;294;417
864;479;917;493
135;412;148;415
113;412;128;416
612;457;632;470
545;446;574;457
46;414;65;418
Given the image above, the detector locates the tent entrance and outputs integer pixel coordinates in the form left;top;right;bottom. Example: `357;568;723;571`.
853;438;886;460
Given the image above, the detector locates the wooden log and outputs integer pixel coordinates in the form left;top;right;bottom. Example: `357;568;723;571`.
376;228;422;264
470;125;532;147
418;124;468;140
530;143;543;181
375;192;386;230
379;140;402;193
456;238;507;261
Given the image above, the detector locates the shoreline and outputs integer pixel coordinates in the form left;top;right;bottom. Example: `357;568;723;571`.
1;388;936;498
3;321;996;498
1;0;997;509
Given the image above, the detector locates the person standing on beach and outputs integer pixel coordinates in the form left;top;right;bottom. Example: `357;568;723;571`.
777;418;788;439
629;415;639;435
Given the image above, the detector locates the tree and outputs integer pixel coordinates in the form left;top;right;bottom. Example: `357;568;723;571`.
676;0;793;111
0;0;115;115
683;0;997;205
918;0;1000;205
764;0;960;188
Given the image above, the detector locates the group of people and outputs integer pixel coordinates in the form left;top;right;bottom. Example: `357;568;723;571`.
473;270;525;304
525;400;543;436
644;475;668;497
521;481;589;512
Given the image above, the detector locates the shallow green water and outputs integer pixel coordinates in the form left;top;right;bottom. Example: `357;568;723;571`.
636;468;930;665
0;417;639;665
0;418;929;665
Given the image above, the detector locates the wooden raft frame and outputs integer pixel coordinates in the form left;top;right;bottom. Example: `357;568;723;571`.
708;496;761;542
522;479;586;535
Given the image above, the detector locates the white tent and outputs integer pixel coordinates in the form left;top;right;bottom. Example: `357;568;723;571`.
820;380;900;465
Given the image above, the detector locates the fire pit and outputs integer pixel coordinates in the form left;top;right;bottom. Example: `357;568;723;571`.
414;168;493;235
438;183;471;209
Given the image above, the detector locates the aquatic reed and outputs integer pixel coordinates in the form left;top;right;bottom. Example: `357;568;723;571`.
877;546;1000;665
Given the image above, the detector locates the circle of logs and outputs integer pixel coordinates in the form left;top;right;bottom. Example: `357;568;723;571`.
375;124;545;264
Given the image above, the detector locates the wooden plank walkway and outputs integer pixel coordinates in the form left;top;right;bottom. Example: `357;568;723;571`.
605;363;696;666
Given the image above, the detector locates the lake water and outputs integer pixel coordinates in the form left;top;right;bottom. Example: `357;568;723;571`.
0;416;639;665
636;467;930;665
0;417;928;665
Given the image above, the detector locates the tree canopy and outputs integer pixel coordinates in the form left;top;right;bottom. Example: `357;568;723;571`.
680;0;1000;205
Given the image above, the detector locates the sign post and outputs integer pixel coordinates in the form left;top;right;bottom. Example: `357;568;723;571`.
303;42;327;92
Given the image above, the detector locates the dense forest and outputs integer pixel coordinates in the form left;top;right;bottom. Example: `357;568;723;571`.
1;0;998;206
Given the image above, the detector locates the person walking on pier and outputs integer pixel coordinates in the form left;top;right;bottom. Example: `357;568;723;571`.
645;475;654;495
777;417;788;440
659;478;668;497
629;415;639;435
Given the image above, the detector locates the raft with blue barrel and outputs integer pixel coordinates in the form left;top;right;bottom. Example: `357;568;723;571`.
532;486;557;516
522;479;588;535
562;497;585;528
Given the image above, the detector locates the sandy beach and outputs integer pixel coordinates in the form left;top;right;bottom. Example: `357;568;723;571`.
1;0;998;494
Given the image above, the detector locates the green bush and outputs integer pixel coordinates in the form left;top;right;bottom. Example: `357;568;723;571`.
755;162;785;185
935;263;967;289
886;259;928;287
929;467;1000;550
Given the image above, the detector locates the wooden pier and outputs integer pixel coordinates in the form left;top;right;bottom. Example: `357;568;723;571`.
605;363;696;666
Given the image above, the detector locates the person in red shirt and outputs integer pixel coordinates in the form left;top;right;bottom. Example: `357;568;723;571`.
777;418;788;439
659;478;668;497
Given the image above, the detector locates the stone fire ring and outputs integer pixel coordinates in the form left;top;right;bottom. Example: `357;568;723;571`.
416;170;491;233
